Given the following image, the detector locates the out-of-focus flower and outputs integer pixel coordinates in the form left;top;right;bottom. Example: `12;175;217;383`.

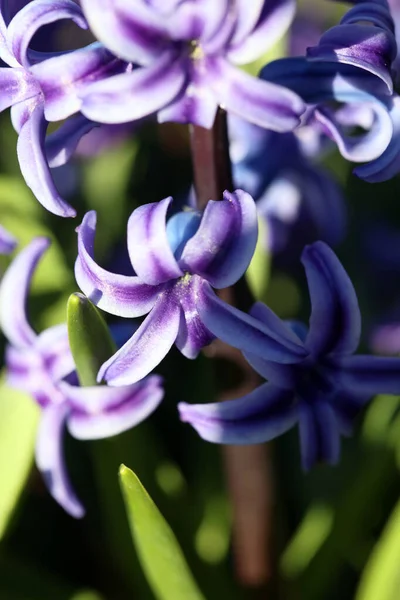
0;238;164;517
230;116;346;254
0;224;16;253
0;0;125;216
78;0;306;131
180;241;400;469
75;190;307;387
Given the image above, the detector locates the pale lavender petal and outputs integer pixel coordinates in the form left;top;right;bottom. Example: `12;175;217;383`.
180;190;258;288
80;0;168;64
178;382;296;444
127;197;183;286
36;403;85;518
75;211;160;318
65;375;164;439
175;275;215;358
46;114;97;168
229;0;264;45
0;237;48;348
31;43;125;122
0;68;39;112
35;324;74;381
197;0;230;44
6;345;41;393
301;241;361;357
298;401;341;471
7;0;87;68
228;0;296;64
98;292;182;386
0;224;16;254
197;285;308;363
80;53;186;124
330;354;400;396
208;58;305;132
17;103;76;217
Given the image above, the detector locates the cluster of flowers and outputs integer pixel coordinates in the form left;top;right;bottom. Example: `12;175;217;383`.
1;0;400;517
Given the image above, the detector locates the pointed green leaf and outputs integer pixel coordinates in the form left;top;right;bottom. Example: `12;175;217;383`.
119;465;205;600
67;293;116;387
0;375;39;540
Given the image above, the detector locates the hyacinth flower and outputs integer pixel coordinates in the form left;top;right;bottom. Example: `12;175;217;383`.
0;238;165;517
77;0;306;131
0;224;16;254
0;0;126;216
75;190;308;387
230;116;346;254
179;241;400;469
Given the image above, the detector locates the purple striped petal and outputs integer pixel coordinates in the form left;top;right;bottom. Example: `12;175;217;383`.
0;225;16;254
228;0;295;64
36;403;85;518
298;401;341;471
175;275;215;358
31;43;125;122
98;291;181;386
330;354;400;396
178;382;296;444
301;241;361;358
0;68;39;112
75;211;160;317
229;0;265;46
208;58;305;132
35;324;74;381
7;0;87;68
197;284;308;363
0;237;48;348
179;190;257;288
63;375;164;439
46;114;97;168
17;102;76;217
80;0;168;65
127;197;183;286
80;52;186;124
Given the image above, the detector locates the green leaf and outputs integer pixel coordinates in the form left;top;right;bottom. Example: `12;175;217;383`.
67;293;116;387
0;376;39;540
70;592;104;600
356;497;400;600
119;465;205;600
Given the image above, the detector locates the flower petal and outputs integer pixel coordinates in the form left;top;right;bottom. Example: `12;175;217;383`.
197;285;308;363
35;324;74;381
178;382;296;444
75;211;160;318
301;241;361;357
7;0;87;68
0;67;39;112
127;197;183;286
175;276;215;358
298;401;341;471
209;58;305;132
98;291;181;386
0;237;48;348
63;375;164;439
0;224;16;254
330;354;400;396
179;189;258;288
35;403;85;518
80;52;186;124
17;102;77;217
46;114;97;168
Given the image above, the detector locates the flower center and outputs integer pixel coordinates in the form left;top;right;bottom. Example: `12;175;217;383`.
189;40;204;60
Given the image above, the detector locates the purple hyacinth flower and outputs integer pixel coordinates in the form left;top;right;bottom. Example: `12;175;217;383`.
75;190;308;387
0;0;126;216
0;224;16;253
78;0;306;130
0;238;164;517
179;241;400;469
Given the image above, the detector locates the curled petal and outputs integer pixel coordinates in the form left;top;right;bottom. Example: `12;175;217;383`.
17;103;76;217
35;324;74;381
0;68;39;112
36;403;85;518
80;52;186;124
0;237;48;348
301;241;361;357
127;197;183;286
298;401;341;471
197;285;308;363
75;211;160;318
98;291;181;386
63;375;164;439
340;1;395;33
180;190;258;288
0;225;16;254
46;114;97;168
7;0;87;68
179;382;296;444
330;354;400;396
228;0;296;64
209;58;305;132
